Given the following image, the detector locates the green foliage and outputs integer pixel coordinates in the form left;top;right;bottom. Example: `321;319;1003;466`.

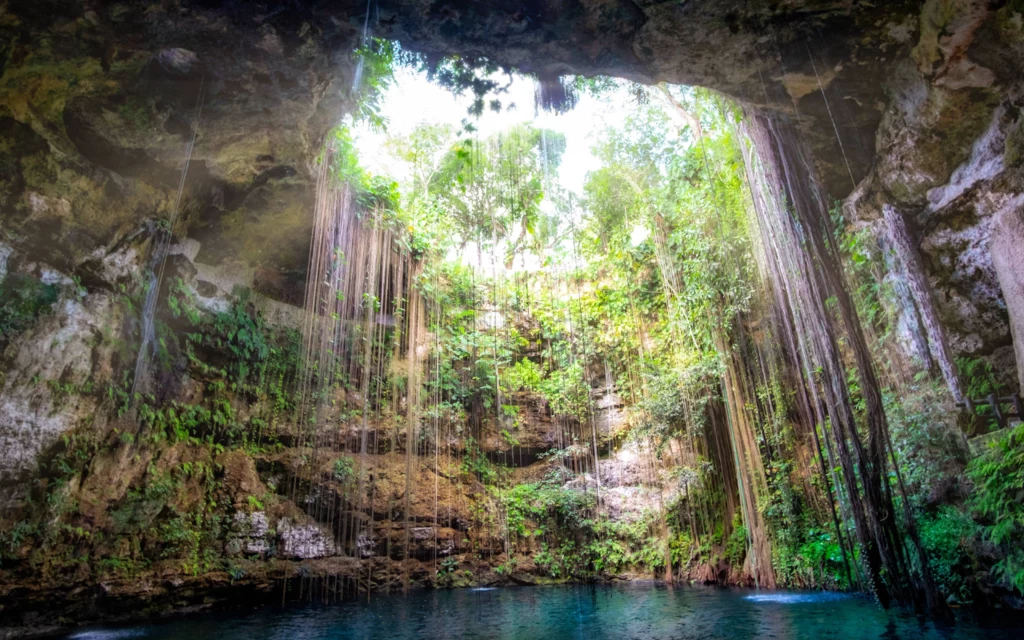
461;438;499;485
499;481;593;539
333;456;356;486
883;382;966;503
918;506;982;603
415;53;510;119
967;424;1024;593
725;514;747;567
117;96;152;130
190;289;270;387
110;468;176;533
0;520;36;567
424;124;566;261
138;398;239;446
325;124;401;215
227;563;247;583
534;540;588;579
502;358;545;394
97;555;143;578
496;479;672;579
537;363;590;423
183;289;300;420
0;273;59;340
957;356;1009;401
168;277;201;325
434;556;469;587
351;38;401;131
588;517;666;575
755;455;851;590
636;368;692;444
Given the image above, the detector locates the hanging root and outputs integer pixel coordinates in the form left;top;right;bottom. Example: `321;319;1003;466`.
534;73;578;114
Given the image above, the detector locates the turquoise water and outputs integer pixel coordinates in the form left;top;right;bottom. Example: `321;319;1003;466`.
60;585;1024;639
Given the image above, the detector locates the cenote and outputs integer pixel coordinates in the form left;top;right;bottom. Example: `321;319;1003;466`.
57;586;1024;640
3;1;1024;638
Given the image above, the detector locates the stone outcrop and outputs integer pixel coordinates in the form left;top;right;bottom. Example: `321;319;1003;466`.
0;1;354;284
841;1;1024;390
992;206;1024;394
0;261;123;509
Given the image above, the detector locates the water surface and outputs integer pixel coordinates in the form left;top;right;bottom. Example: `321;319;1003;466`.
62;585;1024;640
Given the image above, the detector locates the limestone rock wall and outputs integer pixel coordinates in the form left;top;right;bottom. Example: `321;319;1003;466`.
992;206;1024;393
0;0;356;280
843;1;1024;392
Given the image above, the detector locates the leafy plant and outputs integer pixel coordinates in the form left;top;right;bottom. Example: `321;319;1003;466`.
0;273;59;342
918;506;981;603
333;456;356;486
967;424;1024;593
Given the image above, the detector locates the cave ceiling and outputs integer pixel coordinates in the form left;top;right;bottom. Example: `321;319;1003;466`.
0;1;995;277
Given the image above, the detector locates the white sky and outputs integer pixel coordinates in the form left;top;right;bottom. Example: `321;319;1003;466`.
350;67;648;274
353;67;637;195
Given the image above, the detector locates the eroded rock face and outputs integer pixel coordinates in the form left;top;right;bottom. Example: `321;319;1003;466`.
226;511;272;556
1;1;1024;629
992;206;1024;394
0;1;977;265
0;1;354;282
0;280;121;509
0;220;311;515
278;518;335;559
844;1;1024;389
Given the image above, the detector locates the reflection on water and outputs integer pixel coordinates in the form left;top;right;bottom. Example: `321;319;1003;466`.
58;585;1024;640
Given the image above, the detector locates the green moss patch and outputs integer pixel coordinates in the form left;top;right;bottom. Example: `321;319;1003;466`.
0;273;59;344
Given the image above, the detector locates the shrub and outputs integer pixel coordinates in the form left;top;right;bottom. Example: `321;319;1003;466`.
918;506;981;603
333;456;356;485
967;424;1024;593
725;514;747;567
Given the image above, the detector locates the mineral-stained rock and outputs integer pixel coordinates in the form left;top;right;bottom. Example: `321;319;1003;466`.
226;511;272;557
992;205;1024;393
277;518;335;559
0;242;13;281
0;288;120;509
374;524;465;560
155;48;200;78
219;450;268;510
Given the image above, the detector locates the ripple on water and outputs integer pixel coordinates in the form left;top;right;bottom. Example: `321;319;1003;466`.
743;592;853;604
57;585;1024;640
68;632;149;640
